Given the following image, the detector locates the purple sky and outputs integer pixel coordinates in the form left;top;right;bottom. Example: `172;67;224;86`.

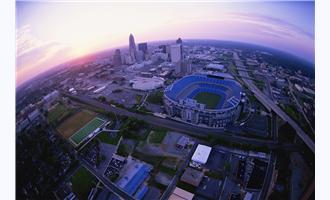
16;1;314;86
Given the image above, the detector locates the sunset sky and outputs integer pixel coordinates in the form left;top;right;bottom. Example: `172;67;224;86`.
16;1;314;86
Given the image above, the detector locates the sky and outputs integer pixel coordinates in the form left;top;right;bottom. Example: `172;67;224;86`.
16;1;315;86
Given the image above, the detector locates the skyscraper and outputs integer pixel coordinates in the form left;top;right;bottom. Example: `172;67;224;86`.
113;49;122;66
176;37;182;44
176;37;183;59
138;42;148;54
170;44;181;63
129;33;137;62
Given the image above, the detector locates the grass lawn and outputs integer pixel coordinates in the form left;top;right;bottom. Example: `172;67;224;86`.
147;91;164;105
71;167;97;200
132;151;165;167
161;158;180;170
57;110;96;139
117;143;130;157
136;95;143;103
97;131;121;145
148;129;167;144
193;92;222;109
70;117;105;146
159;165;177;176
47;103;70;124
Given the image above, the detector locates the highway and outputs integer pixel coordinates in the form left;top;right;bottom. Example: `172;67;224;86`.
76;153;136;200
259;112;278;200
64;93;301;151
232;52;315;153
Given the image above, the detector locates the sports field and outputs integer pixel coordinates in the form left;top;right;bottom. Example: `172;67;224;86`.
193;92;222;109
71;167;97;200
56;110;96;139
69;117;105;146
47;103;71;125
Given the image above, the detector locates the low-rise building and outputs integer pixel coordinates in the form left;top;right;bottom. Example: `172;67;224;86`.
190;144;212;168
169;187;194;200
129;76;164;91
180;167;204;187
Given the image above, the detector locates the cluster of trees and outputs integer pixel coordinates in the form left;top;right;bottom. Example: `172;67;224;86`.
206;135;269;152
147;91;164;105
119;117;148;140
17;125;75;199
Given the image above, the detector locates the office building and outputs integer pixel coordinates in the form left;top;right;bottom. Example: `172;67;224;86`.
136;50;144;63
113;49;122;66
138;42;148;54
129;33;137;62
170;44;182;63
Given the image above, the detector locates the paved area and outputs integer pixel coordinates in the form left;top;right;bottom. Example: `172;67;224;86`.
97;143;117;174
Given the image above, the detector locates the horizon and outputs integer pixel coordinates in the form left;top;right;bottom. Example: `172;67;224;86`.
16;1;314;86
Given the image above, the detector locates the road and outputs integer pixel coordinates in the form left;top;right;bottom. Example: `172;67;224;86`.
64;93;301;151
232;52;315;153
287;79;315;134
160;143;198;200
76;153;136;200
259;112;277;200
259;152;276;200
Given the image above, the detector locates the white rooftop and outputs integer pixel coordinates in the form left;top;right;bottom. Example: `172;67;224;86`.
191;144;212;164
130;76;164;91
206;63;224;70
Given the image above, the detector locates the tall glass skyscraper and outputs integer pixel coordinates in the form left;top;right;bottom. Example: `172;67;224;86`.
129;33;137;61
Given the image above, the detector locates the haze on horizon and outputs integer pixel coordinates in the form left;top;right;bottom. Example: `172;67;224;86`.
16;1;314;86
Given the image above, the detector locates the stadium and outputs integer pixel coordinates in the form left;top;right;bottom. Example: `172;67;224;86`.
164;74;242;128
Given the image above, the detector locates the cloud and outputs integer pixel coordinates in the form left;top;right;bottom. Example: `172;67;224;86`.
226;12;314;39
16;24;73;85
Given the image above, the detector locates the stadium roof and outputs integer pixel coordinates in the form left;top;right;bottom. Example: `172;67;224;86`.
164;74;241;111
191;144;212;164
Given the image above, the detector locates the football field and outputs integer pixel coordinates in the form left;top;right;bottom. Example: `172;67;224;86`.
69;117;105;147
193;92;222;109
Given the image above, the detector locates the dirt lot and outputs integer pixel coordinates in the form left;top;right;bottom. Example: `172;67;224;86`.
56;110;96;138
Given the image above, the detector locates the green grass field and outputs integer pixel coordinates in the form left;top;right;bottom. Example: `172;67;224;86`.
193;92;222;109
70;117;105;146
71;167;97;200
47;103;70;124
148;129;167;144
97;131;121;145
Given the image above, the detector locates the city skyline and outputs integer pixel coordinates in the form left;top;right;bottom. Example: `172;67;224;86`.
16;1;314;86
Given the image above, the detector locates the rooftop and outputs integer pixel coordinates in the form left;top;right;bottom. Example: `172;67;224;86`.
169;187;194;200
191;144;212;164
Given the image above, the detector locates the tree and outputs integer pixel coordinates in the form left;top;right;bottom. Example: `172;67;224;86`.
98;96;106;102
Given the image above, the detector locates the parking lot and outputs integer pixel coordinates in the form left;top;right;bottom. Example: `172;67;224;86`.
205;149;230;171
195;177;223;199
103;155;126;180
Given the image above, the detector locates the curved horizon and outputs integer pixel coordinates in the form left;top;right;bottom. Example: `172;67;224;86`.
16;1;314;86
